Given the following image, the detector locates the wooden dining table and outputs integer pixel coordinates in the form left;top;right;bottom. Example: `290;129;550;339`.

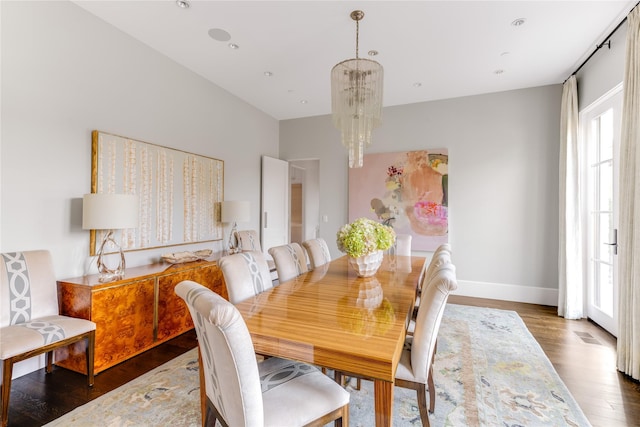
234;254;425;427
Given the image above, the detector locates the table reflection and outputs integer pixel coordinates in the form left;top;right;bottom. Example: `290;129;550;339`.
337;277;396;337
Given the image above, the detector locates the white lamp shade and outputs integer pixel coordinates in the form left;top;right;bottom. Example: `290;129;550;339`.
83;193;139;230
221;200;250;223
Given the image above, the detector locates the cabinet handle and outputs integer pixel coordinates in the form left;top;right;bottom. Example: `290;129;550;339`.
264;212;268;228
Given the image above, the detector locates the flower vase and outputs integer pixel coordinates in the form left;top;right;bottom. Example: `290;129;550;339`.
349;250;383;277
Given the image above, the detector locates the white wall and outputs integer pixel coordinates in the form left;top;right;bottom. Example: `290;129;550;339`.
1;1;278;376
280;85;562;305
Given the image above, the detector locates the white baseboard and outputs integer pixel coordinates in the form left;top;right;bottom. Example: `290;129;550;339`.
454;279;559;307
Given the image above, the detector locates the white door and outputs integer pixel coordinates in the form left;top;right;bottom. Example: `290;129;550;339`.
582;85;622;336
261;156;290;256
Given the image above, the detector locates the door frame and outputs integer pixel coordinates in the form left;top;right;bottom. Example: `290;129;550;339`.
580;83;622;336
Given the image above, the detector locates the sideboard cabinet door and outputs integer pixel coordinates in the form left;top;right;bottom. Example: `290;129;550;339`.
157;264;227;342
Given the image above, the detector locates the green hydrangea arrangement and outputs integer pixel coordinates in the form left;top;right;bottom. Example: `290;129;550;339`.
336;218;396;258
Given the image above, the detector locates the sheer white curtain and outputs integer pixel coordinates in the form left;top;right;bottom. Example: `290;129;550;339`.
617;5;640;381
558;76;585;319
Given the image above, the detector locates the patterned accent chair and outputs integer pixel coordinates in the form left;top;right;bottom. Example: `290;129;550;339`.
235;229;276;274
236;229;262;252
268;243;308;283
301;238;332;270
174;280;350;427
1;250;96;427
218;251;273;304
395;263;457;426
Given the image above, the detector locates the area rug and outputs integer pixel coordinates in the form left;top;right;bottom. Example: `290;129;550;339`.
44;304;591;426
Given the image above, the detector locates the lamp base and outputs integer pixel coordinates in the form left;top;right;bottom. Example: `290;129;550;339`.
227;222;240;254
96;230;126;282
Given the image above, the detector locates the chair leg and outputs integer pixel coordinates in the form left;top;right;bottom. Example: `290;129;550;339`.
428;339;437;413
85;331;95;386
46;351;54;374
198;347;207;427
2;359;13;427
428;364;435;413
334;370;343;386
416;382;431;427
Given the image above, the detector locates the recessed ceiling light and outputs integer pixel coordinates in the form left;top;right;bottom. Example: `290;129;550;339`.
208;28;231;42
413;82;422;88
264;71;273;77
368;50;379;56
228;43;239;50
176;0;190;9
494;69;504;75
300;100;308;104
511;18;526;27
500;51;510;57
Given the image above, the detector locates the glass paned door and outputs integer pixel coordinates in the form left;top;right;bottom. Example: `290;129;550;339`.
582;86;622;336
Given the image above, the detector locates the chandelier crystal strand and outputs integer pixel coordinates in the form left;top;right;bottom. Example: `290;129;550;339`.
331;10;383;168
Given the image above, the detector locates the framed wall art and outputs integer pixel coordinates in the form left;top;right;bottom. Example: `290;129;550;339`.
90;130;224;255
348;149;448;251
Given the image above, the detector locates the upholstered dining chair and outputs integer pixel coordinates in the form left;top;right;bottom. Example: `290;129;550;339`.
414;248;452;312
395;263;457;426
1;250;96;427
236;229;277;276
236;229;262;252
301;238;331;270
395;234;412;256
174;280;350;427
268;243;308;283
218;251;273;304
409;251;453;334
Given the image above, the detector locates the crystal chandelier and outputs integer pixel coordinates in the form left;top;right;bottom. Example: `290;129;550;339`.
331;10;383;168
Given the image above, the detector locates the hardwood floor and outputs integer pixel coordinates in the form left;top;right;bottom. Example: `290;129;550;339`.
5;297;640;426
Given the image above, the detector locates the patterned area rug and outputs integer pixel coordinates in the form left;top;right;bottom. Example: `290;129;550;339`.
44;304;591;426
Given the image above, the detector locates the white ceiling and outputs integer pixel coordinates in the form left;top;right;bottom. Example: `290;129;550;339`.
73;0;636;120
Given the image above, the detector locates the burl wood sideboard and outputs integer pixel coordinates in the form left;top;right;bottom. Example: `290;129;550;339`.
55;258;226;374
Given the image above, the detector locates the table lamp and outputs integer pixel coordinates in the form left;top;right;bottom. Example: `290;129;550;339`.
221;200;250;254
83;193;139;282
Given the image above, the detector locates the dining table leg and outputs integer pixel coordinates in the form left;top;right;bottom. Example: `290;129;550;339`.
374;379;394;427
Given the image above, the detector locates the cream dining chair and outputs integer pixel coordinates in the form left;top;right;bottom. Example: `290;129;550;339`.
1;250;96;427
268;243;308;283
174;280;350;427
301;238;331;270
395;263;457;426
236;229;262;252
218;251;273;304
409;250;452;334
395;234;412;256
236;229;277;276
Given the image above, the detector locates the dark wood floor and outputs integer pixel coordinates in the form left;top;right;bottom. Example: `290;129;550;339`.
6;297;640;426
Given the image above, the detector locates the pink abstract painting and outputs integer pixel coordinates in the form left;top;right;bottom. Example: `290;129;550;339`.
348;149;448;251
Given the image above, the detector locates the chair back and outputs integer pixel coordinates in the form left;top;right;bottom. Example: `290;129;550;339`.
301;238;331;269
175;281;263;427
433;243;451;257
1;250;58;327
421;250;452;289
236;230;262;252
268;243;308;283
395;234;412;256
218;251;273;304
411;263;457;382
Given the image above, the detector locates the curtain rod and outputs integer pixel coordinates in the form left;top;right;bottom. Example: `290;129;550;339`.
567;1;639;81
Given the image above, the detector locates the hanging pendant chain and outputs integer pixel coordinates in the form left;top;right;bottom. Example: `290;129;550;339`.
355;19;360;59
